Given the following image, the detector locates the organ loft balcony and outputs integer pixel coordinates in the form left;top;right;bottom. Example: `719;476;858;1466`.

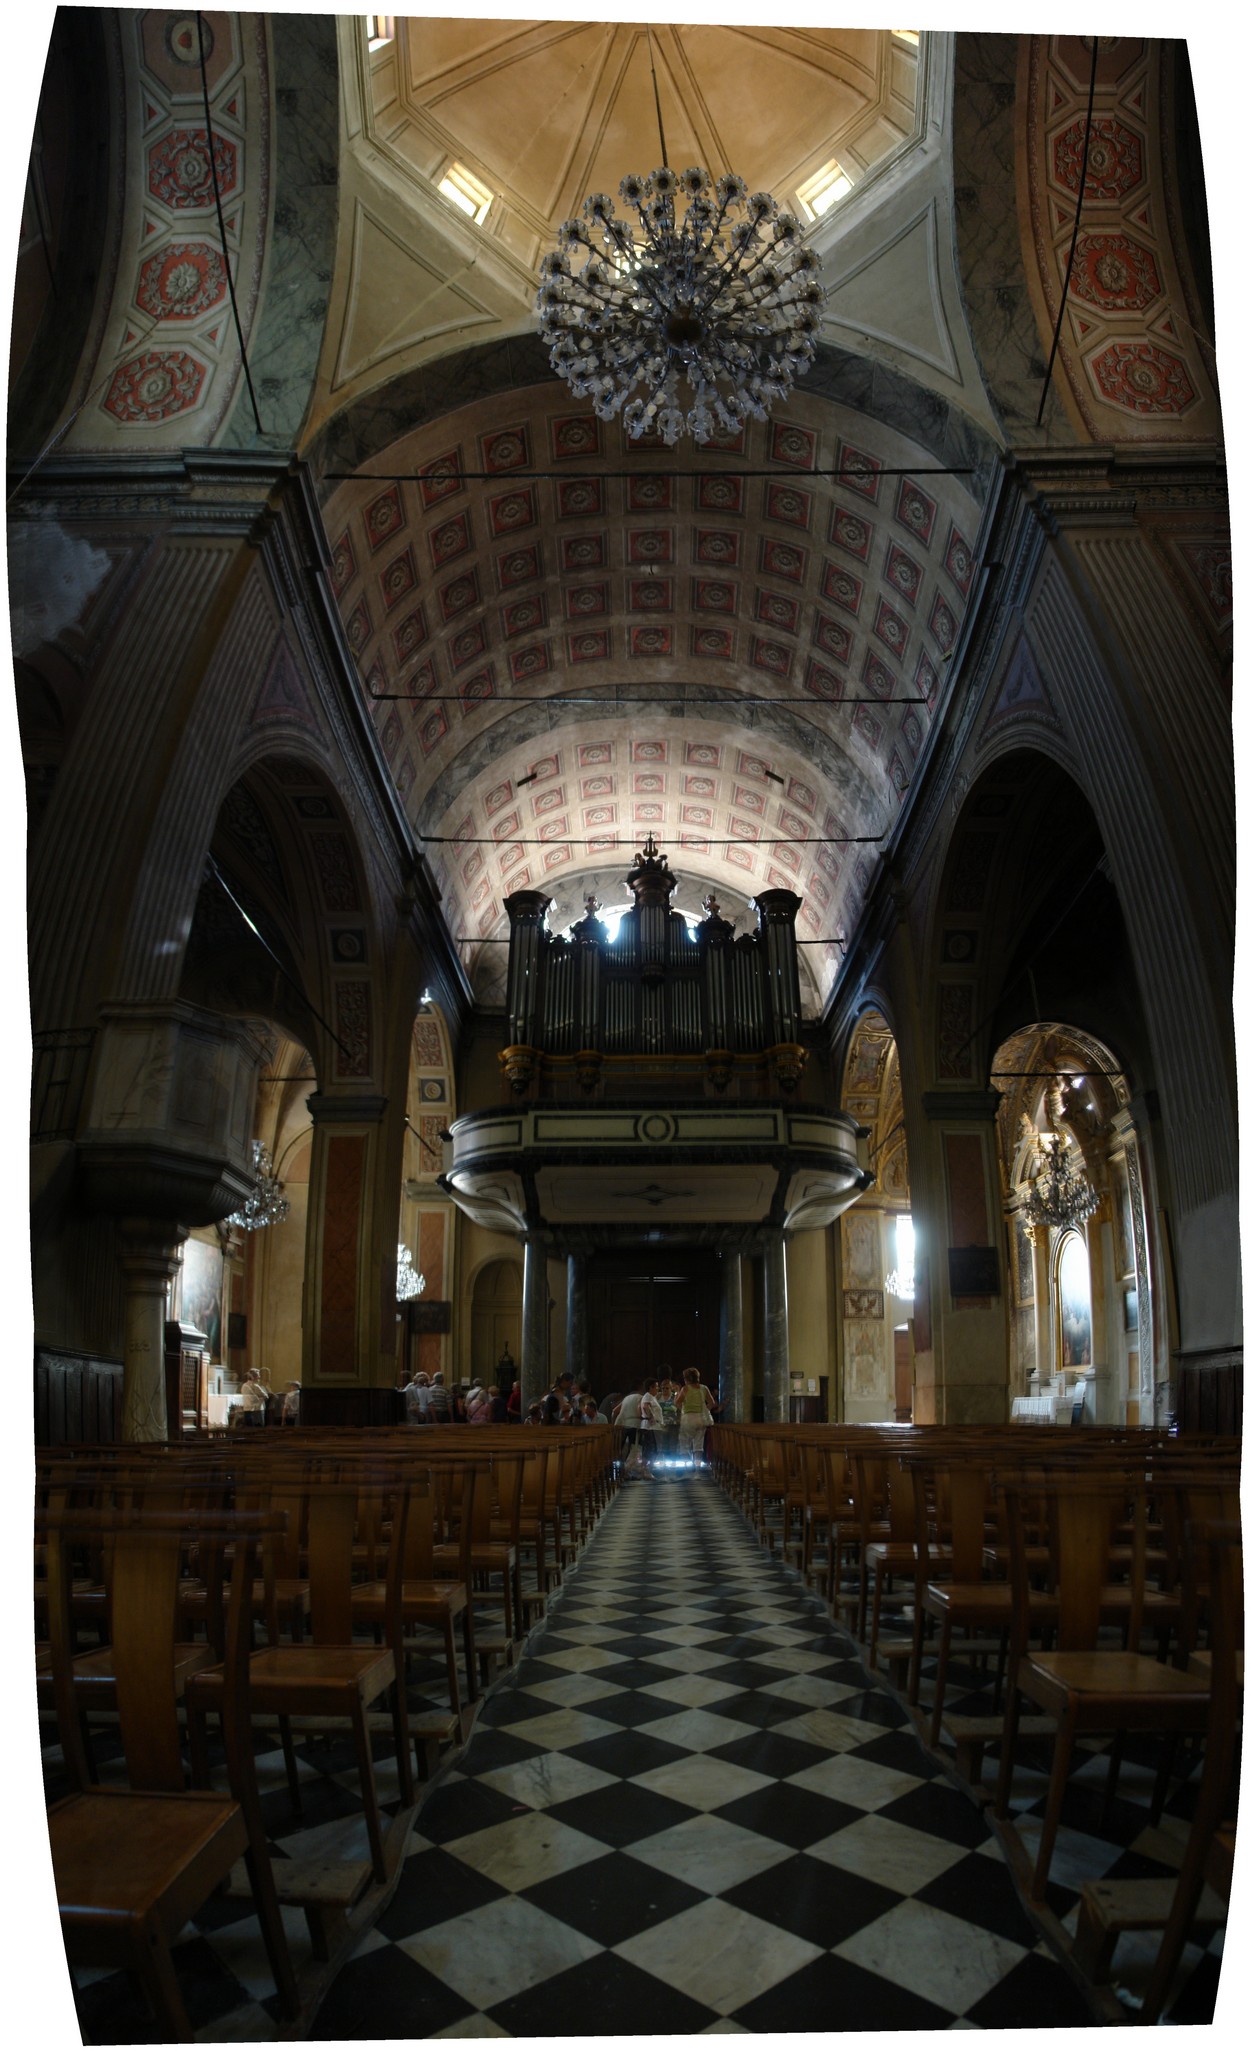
440;837;872;1251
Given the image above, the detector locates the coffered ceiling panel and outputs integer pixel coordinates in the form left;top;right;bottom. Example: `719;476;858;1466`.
321;380;984;1015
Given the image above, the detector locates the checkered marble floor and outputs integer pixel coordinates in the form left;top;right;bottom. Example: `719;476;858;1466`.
48;1468;1226;2039
304;1472;1097;2038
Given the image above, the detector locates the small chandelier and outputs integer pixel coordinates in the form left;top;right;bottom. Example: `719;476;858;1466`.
1022;1133;1098;1243
536;166;827;446
396;1243;427;1303
225;1141;289;1232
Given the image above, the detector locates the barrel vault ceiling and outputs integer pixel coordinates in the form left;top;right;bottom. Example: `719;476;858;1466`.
315;20;995;1016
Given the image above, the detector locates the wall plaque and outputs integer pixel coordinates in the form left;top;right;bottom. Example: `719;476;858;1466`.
408;1298;452;1334
948;1245;1000;1296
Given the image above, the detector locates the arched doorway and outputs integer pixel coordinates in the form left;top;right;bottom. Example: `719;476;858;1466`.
470;1259;523;1389
992;1023;1160;1425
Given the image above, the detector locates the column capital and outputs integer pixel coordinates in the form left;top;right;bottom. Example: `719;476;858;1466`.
921;1088;1003;1123
305;1091;389;1124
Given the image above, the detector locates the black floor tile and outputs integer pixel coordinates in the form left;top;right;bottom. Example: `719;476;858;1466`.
1162;1947;1223;2025
723;1854;903;1949
878;1775;1000;1849
73;1937;249;2043
851;1726;944;1777
707;1687;818;1730
730;1947;955;2031
570;1687;674;1728
545;1780;697;1847
486;1949;719;2036
520;1851;708;1946
377;1844;509;1940
913;1848;1047;1948
715;1780;864;1849
565;1726;688;1778
709;1728;833;1779
413;1774;529;1845
309;1939;475;2039
964;1948;1100;2029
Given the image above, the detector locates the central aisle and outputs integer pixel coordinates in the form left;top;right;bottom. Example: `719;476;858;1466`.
313;1470;1095;2037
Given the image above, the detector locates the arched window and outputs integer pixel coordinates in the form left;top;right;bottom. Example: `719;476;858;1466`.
1055;1231;1092;1370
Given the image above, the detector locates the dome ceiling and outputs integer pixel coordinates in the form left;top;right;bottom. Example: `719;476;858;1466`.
368;21;920;274
321;380;984;1014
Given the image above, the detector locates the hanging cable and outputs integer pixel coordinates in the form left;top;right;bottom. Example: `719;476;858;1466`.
197;12;263;436
1036;38;1098;428
205;856;352;1057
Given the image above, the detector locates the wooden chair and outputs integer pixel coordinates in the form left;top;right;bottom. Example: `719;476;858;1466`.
994;1471;1212;1902
186;1462;414;1887
907;1455;1059;1780
45;1503;298;2041
352;1466;473;1742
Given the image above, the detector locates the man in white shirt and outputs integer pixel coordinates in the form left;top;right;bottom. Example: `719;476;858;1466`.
612;1387;649;1475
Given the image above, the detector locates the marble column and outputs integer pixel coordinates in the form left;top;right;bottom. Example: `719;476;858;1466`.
566;1250;588;1389
118;1220;183;1442
761;1230;791;1422
521;1235;549;1409
719;1250;745;1422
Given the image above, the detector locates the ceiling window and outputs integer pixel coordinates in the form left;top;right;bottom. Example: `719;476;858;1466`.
796;159;853;222
437;161;493;226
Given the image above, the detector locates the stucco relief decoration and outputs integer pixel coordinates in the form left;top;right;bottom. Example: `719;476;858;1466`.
845;1320;888;1399
87;13;270;444
845;1211;883;1289
937;983;975;1080
1023;40;1217;440
104;349;206;424
335;982;372;1079
136;243;227;319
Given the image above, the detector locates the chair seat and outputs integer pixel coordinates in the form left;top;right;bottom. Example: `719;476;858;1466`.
38;1641;217;1705
926;1579;1058;1619
188;1643;395;1716
51;1786;248;1933
1022;1648;1211;1715
352;1578;467;1622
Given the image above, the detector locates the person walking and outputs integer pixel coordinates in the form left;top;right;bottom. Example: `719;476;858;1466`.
675;1367;719;1467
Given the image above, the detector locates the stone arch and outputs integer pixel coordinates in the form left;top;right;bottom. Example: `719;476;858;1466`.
178;748;384;1095
992;1018;1160;1425
924;747;1149;1105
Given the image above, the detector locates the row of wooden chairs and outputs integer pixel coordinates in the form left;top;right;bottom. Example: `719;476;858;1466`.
36;1425;618;2038
710;1421;1241;2021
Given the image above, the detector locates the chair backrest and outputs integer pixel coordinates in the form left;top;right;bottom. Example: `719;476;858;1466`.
44;1504;278;1795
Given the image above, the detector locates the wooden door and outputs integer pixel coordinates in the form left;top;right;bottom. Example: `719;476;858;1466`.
587;1251;719;1396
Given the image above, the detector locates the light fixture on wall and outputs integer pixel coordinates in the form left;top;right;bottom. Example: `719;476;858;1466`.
224;1141;290;1232
1021;1133;1098;1243
536;166;826;446
396;1243;427;1303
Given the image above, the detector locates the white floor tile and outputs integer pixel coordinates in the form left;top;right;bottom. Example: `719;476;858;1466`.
627;1813;792;1894
615;1896;822;2014
400;1894;602;2005
835;1897;1028;2015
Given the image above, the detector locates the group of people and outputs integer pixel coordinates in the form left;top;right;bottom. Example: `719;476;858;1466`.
400;1369;513;1424
613;1369;720;1471
230;1368;300;1426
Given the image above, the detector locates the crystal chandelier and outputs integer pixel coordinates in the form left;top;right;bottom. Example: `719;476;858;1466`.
224;1140;289;1232
1021;1134;1098;1244
396;1243;427;1303
536;166;827;446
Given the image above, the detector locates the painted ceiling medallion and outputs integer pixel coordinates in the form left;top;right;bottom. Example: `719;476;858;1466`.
537;167;827;446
